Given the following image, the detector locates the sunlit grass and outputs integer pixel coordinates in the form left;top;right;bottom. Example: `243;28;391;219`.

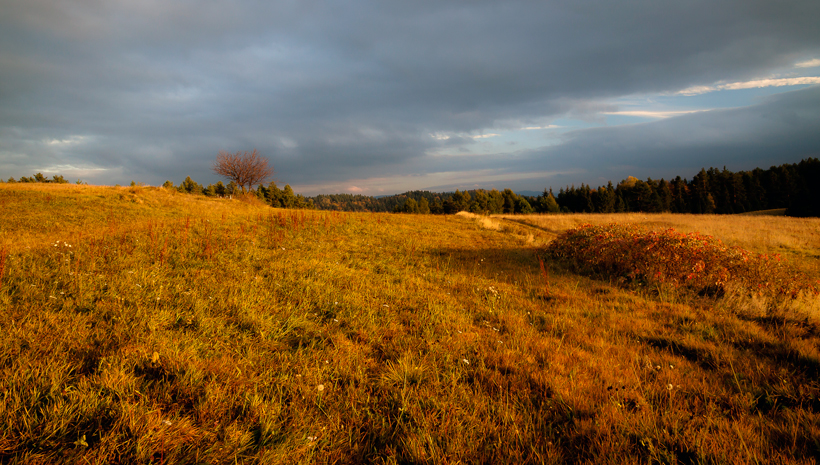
499;211;820;276
547;223;819;299
1;184;819;463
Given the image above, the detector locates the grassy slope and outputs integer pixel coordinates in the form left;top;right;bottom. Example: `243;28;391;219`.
1;184;819;464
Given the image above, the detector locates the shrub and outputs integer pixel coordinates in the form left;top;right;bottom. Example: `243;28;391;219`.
546;223;820;299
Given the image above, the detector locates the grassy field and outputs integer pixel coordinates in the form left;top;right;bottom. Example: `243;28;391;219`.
1;183;819;464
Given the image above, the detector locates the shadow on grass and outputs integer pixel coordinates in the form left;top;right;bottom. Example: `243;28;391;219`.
430;245;554;286
495;217;564;238
639;336;721;371
643;330;820;378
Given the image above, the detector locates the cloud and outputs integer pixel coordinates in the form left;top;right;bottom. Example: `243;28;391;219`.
301;87;820;194
1;0;820;191
293;168;571;196
470;134;500;139
677;77;820;95
519;86;820;188
603;110;709;119
796;58;820;68
522;125;560;130
46;135;89;146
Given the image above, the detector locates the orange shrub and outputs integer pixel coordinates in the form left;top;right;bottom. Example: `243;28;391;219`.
546;223;820;299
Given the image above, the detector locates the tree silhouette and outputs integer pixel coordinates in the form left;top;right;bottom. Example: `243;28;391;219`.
212;149;273;194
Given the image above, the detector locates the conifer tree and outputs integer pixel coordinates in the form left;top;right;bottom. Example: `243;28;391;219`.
536;189;560;213
502;189;518;213
488;189;504;214
282;185;296;208
178;176;202;194
215;181;226;197
657;179;673;212
472;190;489;213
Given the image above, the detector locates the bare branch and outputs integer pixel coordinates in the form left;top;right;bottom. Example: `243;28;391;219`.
212;149;273;194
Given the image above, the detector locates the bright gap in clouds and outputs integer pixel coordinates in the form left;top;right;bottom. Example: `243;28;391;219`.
294;169;573;196
796;58;820;68
429;73;820;160
677;77;820;96
260;66;820;196
407;69;820;196
602;110;709;119
609;62;820;124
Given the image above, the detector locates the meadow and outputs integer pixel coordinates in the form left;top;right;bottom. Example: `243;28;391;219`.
1;183;819;464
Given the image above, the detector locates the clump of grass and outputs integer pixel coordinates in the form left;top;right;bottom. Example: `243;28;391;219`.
547;223;820;299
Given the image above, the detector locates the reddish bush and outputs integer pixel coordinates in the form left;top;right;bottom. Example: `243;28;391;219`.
546;224;819;299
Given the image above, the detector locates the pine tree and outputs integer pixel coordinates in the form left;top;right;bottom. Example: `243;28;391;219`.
657;179;673;212
266;182;282;207
488;189;504;214
615;195;626;213
178;176;202;194
502;189;518;213
282;185;296;208
536;189;560;213
673;177;689;213
471;190;489;213
431;198;444;214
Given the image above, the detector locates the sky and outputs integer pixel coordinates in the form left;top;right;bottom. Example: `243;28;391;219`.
1;0;819;196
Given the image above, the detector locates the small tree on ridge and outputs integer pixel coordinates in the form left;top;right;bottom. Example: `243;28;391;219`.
212;149;273;194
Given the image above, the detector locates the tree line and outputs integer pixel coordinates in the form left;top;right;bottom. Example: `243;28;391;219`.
165;177;314;209
309;189;546;214
306;158;819;217
4;157;817;216
5;173;73;184
551;157;819;217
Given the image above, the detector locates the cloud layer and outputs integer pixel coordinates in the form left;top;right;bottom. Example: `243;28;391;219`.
1;0;819;193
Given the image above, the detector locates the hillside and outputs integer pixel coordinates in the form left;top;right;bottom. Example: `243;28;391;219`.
1;184;819;463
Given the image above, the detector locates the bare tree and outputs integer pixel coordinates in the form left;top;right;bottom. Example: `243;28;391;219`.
212;149;273;194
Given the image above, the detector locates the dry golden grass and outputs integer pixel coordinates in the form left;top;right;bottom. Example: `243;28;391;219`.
1;185;819;463
498;212;820;276
0;184;264;252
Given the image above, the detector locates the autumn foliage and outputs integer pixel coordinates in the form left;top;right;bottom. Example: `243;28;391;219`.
212;149;273;194
547;223;820;299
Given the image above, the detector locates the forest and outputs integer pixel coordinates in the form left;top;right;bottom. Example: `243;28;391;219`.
4;157;818;217
311;157;820;217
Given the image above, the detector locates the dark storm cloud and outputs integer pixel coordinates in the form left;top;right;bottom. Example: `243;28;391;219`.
509;86;820;191
1;0;819;189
